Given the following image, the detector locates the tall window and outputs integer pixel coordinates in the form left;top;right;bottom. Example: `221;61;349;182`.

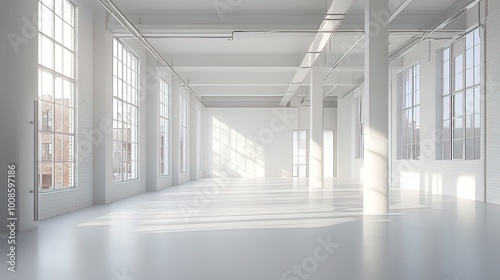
399;64;421;160
324;131;334;177
38;0;76;191
112;39;139;181
441;28;481;160
197;107;202;172
354;96;364;159
160;79;170;176
180;97;188;173
293;130;308;177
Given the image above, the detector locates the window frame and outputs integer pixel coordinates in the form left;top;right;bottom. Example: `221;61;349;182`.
112;39;140;182
440;28;481;161
180;96;189;174
354;96;364;159
398;63;421;160
159;79;170;176
197;107;202;172
38;0;77;192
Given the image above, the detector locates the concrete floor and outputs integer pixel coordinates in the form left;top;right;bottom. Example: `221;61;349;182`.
1;178;500;280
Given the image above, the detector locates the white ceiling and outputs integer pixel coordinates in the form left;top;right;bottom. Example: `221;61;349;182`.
107;0;473;108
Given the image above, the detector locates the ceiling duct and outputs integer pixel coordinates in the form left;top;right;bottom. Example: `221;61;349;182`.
279;0;355;107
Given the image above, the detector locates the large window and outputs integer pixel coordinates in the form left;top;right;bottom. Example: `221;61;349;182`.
180;96;188;173
441;28;481;160
354;96;364;159
197;107;202;172
38;0;76;191
399;64;421;160
112;39;139;181
324;131;334;177
160;79;170;176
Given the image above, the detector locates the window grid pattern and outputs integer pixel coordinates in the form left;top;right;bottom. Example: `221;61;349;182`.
197;108;202;172
112;39;139;181
400;64;421;160
160;79;170;176
180;97;188;173
442;28;481;160
38;0;76;191
355;96;364;159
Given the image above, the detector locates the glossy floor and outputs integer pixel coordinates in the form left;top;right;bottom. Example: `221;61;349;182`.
1;178;500;280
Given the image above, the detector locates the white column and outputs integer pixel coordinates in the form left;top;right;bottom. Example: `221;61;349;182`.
364;0;390;214
172;80;181;186
146;53;160;192
309;66;324;188
93;9;114;204
0;0;39;232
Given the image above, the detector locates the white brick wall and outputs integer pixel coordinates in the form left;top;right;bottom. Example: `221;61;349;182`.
485;8;500;204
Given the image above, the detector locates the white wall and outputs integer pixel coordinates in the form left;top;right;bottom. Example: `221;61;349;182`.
204;107;338;178
205;108;298;178
485;5;500;204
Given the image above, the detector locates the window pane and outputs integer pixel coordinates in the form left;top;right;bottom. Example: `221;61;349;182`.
443;96;450;120
475;137;481;160
453;140;463;159
466;90;474;115
63;22;73;50
40;5;54;37
466;49;474;69
443;141;451;160
54;163;64;188
63;48;74;78
466;69;474;88
62;0;73;24
41;35;54;69
55;17;63;44
443;120;451;140
453;93;463;117
466;138;474;160
62;79;74;107
443;48;450;61
466;32;474;49
466;116;474;138
453;118;463;139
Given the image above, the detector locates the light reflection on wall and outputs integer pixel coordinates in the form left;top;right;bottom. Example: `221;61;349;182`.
212;117;266;178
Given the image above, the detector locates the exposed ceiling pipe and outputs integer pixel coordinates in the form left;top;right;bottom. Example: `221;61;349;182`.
97;0;206;106
321;0;477;103
297;0;413;105
389;0;414;22
389;0;480;61
300;35;363;103
113;29;468;40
